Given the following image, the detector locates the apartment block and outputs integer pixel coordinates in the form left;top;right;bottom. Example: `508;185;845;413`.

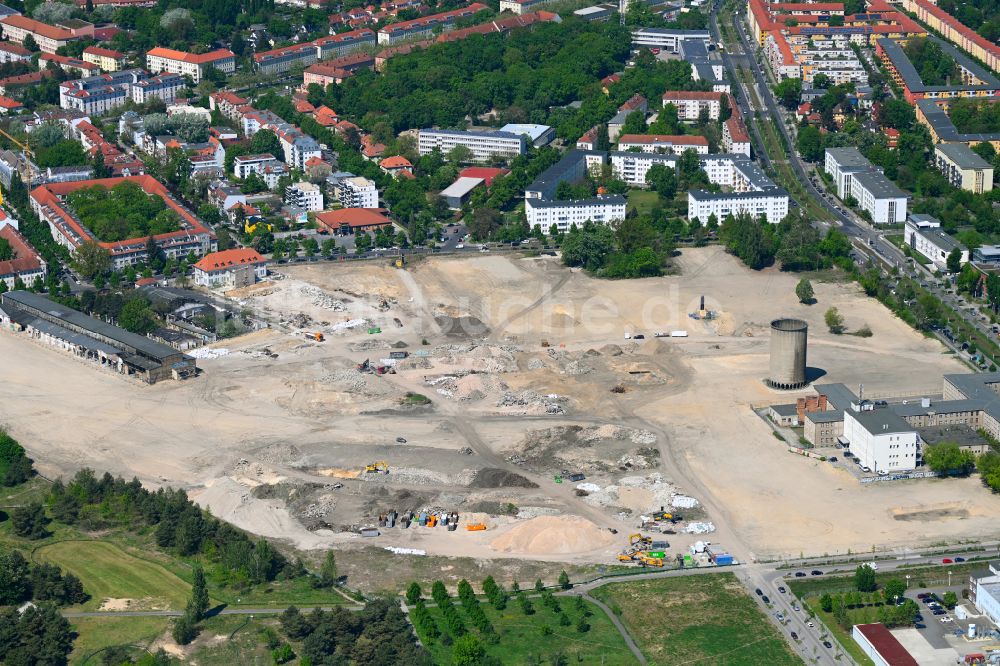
145;47;236;84
418;128;526;162
934;143;994;193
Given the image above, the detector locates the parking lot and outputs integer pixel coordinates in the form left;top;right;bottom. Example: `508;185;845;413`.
897;585;1000;663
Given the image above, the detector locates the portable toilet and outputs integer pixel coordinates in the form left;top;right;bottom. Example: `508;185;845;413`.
969;624;977;640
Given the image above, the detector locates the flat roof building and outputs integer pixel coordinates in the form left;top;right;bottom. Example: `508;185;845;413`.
418;128;527;163
0;290;195;382
934;143;993;194
903;213;967;270
824;147;907;224
852;624;919;666
440;176;484;209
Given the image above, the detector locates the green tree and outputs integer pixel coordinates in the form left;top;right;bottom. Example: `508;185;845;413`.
314;551;337;588
796;125;824;162
946;247;963;273
118;298;157;334
825;306;845;334
923;442;976;474
11;502;49;539
406;581;422;605
22;34;37;51
452;634;486;666
188;565;209;621
558;571;571;590
774;78;802;110
560;222;617;272
942;591;958;608
0;551;31;604
0;238;12;261
855;564;877;592
172;611;197;645
819;593;833;613
72;240;112;280
796;278;814;304
882;579;906;603
249;129;282;157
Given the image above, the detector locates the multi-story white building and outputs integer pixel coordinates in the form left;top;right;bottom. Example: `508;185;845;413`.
662;91;725;121
59;69;147;115
723;115;751;156
335;175;378;208
418;128;527;162
129;73;183;105
630;28;711;52
525;196;627;232
145;47;236;84
0;16;76;54
903;214;968;270
233;153;286;189
499;0;553;14
285;181;323;212
934;143;994;194
842;405;919;474
610;151;677;186
275;125;321;171
687;188;790;225
824;147;907;224
0;41;32;64
616;134;709;154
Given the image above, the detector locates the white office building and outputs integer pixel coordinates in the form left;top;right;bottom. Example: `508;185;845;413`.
418;128;527;163
631;28;710;52
616;134;709;154
824;147;907;224
285;181;323;212
336;175;378;209
904;214;968;270
843;405;920;475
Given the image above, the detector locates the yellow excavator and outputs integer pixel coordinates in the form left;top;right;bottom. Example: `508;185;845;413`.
364;461;389;474
639;556;664;568
629;533;653;548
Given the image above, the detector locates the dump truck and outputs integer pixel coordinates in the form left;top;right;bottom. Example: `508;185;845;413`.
364;461;389;474
465;523;486;531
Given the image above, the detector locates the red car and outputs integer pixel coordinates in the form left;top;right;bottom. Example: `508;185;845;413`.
942;558;953;564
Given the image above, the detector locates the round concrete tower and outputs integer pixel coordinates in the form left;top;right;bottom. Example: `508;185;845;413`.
767;318;808;389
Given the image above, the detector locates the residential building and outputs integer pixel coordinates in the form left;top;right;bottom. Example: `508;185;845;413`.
904;214;968;270
145;47;236;84
377;4;488;44
901;0;1000;73
315;207;393;234
0;15;76;54
58;69;145;115
0;225;45;291
30;175;216;270
38;53;100;77
0;95;22;113
208;91;248;121
525;195;626;231
824;147;907;224
129;73;184;105
82;46;127;71
192;248;268;289
687;188;790;225
333;175;378;208
233;154;286;189
616;134;709;154
609;150;676;186
499;0;553;14
934;143;993;193
418;128;527;162
253;43;316;76
0;41;31;64
314;29;376;60
851;624;919;666
0;290;196;383
876;36;1000;104
302;54;375;89
662;91;727;121
380;155;413;177
284;181;323;211
723;114;751;156
843;405;920;474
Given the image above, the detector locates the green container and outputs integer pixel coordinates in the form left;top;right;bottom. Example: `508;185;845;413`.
368;327;381;334
646;551;665;559
554;475;562;483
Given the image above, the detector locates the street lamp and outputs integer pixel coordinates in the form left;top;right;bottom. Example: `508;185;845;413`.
948;571;953;587
905;575;911;589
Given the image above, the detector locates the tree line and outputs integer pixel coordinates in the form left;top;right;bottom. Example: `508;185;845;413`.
717;212;853;271
0;551;88;607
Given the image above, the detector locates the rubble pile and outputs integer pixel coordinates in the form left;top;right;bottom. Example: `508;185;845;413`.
299;285;347;312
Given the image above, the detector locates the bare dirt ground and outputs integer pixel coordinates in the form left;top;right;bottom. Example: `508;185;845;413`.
2;247;997;571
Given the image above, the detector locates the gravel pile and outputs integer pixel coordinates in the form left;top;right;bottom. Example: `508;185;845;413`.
299;285;347;311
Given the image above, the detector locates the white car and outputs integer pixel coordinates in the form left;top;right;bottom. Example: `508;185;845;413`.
807;621;814;628
456;244;464;249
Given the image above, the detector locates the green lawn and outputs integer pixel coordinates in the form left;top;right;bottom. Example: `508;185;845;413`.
592;573;800;666
628;189;661;216
787;561;985;599
187;615;278;666
800;596;877;666
415;596;634;665
68;616;169;666
34;540;192;611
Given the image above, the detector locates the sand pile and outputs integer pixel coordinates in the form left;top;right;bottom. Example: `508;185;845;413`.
489;515;615;555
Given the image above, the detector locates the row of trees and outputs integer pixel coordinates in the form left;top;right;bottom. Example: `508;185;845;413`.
0;604;74;665
560;218;671;279
0;430;34;487
718;211;852;271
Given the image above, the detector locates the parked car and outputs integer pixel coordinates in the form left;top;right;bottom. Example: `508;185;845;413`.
955;556;966;562
917;593;928;599
810;570;823;576
778;586;786;594
794;572;806;577
755;588;763;596
807;621;814;627
932;609;946;616
942;558;953;564
790;631;798;640
823;641;833;648
762;595;770;604
828;457;838;462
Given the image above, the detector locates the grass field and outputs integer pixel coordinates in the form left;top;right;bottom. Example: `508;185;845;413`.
415;596;634;665
800;596;877;666
35;540;193;611
592;573;800;666
187;615;279;666
68;616;169;665
786;561;984;599
628;189;661;216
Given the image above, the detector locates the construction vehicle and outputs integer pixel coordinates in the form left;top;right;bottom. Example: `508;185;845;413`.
638;556;664;567
650;509;673;522
357;359;371;372
394;254;405;268
364;461;389;474
541;340;550;348
629;533;653;548
617;553;636;562
465;523;486;531
305;332;324;342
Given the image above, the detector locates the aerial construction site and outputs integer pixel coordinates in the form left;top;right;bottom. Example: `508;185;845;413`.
3;247;1000;584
